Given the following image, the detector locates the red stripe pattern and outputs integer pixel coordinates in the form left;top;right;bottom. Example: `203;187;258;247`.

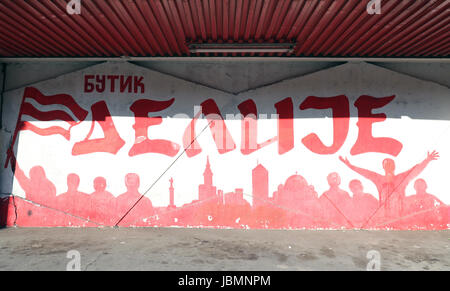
0;0;447;58
18;87;89;140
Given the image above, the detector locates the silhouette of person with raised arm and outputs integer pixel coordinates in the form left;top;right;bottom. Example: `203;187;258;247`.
349;179;378;226
319;172;352;227
57;173;89;217
9;149;56;208
116;173;154;226
339;150;439;219
89;177;116;225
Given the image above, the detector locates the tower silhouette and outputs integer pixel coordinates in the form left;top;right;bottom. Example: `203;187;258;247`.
252;163;268;208
198;156;217;201
169;177;175;208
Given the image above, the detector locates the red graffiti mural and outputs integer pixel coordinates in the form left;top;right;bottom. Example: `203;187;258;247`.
340;151;439;220
3;151;448;229
129;98;180;157
238;97;294;155
1;87;448;229
4;87;88;168
299;95;349;155
351;95;403;156
5;87;404;160
72;101;125;155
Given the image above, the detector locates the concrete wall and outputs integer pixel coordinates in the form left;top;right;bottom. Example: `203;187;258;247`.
371;62;450;89
0;60;448;229
133;60;344;94
0;64;4;129
0;63;9;195
4;61;449;95
3;62;102;93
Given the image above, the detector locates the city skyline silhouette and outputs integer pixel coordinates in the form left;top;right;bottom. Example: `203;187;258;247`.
3;153;448;229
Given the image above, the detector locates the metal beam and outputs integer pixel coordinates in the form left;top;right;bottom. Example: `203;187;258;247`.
0;57;449;63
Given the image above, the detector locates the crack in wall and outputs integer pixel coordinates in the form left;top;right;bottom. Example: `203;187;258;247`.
11;195;17;227
8;194;105;227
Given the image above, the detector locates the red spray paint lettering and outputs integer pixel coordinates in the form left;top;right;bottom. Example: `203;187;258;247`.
7;87;403;160
84;75;145;93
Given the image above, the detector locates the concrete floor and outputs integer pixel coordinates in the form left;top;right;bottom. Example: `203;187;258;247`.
0;228;448;271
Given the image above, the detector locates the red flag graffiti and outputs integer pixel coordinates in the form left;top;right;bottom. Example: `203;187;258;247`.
4;87;88;168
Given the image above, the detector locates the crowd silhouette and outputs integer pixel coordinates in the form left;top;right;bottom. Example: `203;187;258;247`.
339;150;440;219
4;149;448;229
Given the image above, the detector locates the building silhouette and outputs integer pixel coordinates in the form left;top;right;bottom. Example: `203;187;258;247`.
252;163;269;208
198;156;217;201
275;173;319;213
224;188;250;207
218;189;224;205
168;177;175;209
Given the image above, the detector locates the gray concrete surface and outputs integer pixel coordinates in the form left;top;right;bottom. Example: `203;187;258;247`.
3;61;448;96
0;228;449;271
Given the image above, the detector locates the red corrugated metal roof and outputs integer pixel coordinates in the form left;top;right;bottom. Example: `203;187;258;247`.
0;0;448;58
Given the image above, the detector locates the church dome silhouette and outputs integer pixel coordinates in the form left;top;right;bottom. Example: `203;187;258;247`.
284;174;307;191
